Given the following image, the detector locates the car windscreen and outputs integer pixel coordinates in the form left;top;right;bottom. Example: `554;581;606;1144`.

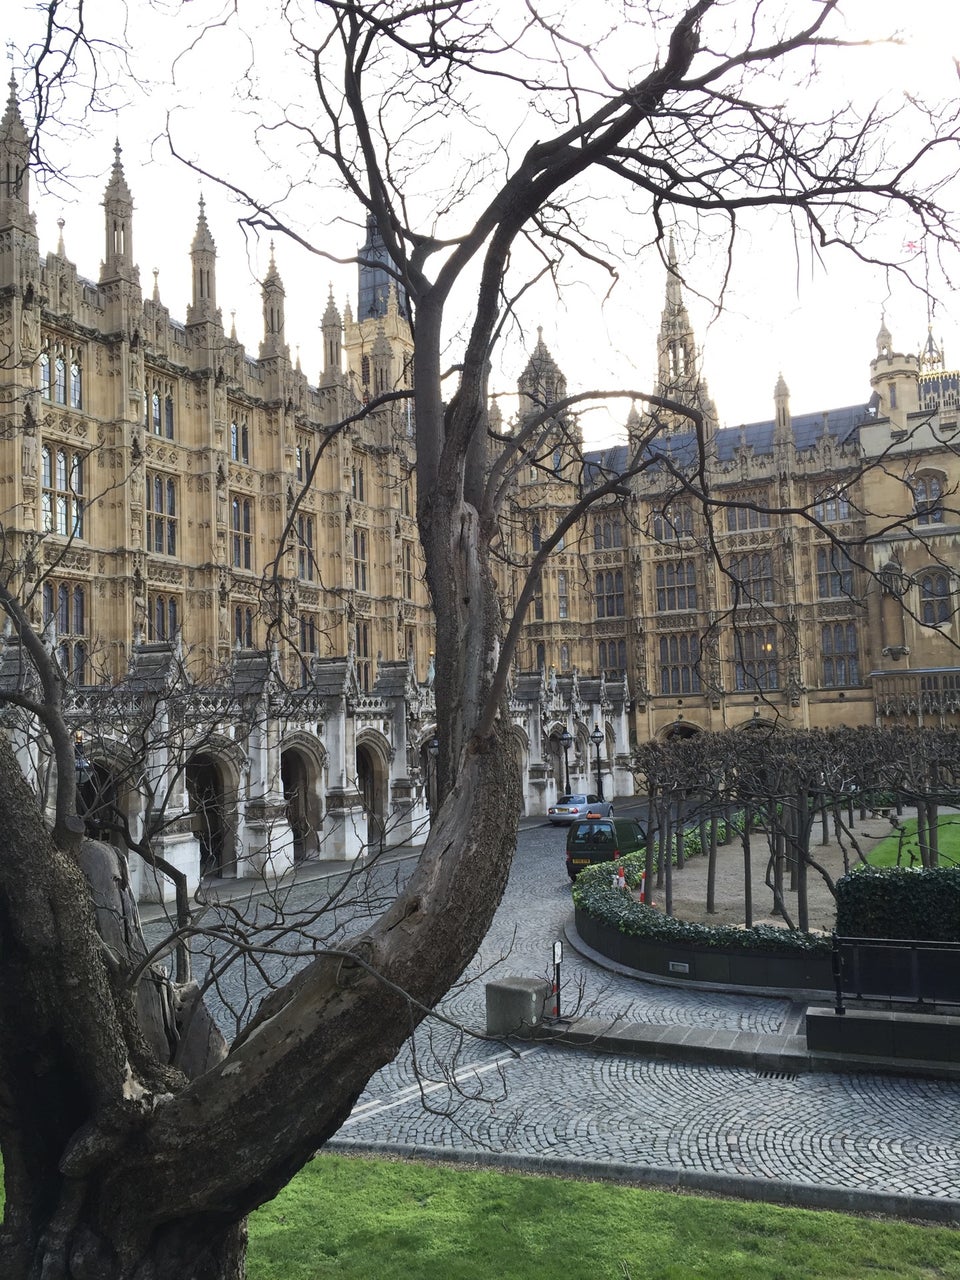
558;795;587;805
568;821;615;848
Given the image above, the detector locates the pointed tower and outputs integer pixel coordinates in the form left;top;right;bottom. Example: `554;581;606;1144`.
357;213;408;320
321;286;342;385
259;242;286;359
187;196;218;324
0;74;39;303
100;140;137;284
869;316;919;429
518;327;567;420
653;232;717;433
0;74;32;232
774;373;791;438
370;322;393;397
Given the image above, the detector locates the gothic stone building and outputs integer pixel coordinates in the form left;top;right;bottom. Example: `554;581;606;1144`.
0;81;627;901
504;236;960;748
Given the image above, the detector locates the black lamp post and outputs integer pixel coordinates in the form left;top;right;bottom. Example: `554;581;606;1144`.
428;735;439;823
590;724;604;801
559;728;573;794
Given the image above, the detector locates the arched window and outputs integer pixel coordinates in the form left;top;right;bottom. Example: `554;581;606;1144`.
734;628;778;691
659;633;701;695
39;347;51;397
730;552;774;604
232;496;253;570
920;571;951;626
913;473;945;525
656;560;697;612
821;623;860;687
353;528;368;591
146;472;177;555
149;593;180;642
652;504;692;542
42;445;84;537
69;355;82;409
816;547;854;598
814;487;851;523
53;351;66;404
594;570;624;619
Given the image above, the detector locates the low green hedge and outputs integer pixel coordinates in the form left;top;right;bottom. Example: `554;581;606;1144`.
571;854;829;955
837;866;960;941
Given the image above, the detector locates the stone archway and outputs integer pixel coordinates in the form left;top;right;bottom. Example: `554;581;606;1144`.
77;759;120;845
187;753;234;878
356;734;389;851
280;741;324;862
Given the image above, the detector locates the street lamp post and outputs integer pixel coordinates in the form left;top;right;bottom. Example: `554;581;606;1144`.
559;729;573;794
590;724;604;801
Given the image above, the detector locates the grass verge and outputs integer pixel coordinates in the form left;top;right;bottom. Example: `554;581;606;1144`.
247;1153;959;1280
867;815;960;869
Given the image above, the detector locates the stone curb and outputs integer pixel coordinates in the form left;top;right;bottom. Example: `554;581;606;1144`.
325;1139;960;1224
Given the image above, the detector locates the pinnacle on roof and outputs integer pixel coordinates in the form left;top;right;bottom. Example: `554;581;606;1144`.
322;286;341;327
104;139;132;203
191;195;217;253
263;240;281;285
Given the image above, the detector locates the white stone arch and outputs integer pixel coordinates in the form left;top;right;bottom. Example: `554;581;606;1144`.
355;726;391;849
279;731;327;861
186;735;243;878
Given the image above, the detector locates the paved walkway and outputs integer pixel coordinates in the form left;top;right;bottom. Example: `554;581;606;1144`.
140;812;960;1221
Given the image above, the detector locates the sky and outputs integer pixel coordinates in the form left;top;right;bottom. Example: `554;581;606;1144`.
7;0;960;444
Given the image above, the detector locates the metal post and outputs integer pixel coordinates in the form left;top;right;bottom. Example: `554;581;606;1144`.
560;729;572;794
591;725;604;801
831;932;845;1016
553;940;563;1019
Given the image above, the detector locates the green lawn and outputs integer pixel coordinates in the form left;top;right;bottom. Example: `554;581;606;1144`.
246;1154;960;1280
867;815;960;869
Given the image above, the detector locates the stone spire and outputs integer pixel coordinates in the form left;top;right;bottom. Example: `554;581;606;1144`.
0;72;31;227
518;327;567;420
774;372;791;437
187;196;218;324
321;286;342;384
101;140;136;282
653;231;717;434
259;241;286;358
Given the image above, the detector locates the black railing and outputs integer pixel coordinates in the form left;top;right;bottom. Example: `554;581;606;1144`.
832;933;960;1014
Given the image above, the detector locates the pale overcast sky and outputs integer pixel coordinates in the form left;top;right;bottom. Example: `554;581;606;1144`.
8;0;960;442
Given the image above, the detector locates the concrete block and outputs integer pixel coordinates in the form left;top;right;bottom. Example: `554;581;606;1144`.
485;977;552;1038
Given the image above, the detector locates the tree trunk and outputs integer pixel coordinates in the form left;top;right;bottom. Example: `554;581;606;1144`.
742;806;753;929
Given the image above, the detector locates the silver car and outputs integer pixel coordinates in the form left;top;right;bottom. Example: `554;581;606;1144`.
547;792;614;825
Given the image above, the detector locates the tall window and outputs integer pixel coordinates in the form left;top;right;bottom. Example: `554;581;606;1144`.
533;574;543;621
352;464;365;503
730;552;774;605
355;621;371;692
531;523;542;552
816;546;855;598
912;473;945;525
920;571;951;625
149;593;179;642
297;514;315;581
734;627;778;691
42;580;87;682
560;643;570;670
296;440;312;482
656;560;697;612
558;570;569;620
40;341;83;407
598;639;627;677
594;517;623;550
814;487;851;523
299;613;318;682
234;606;254;648
659;633;701;695
230;418;250;464
353;529;368;592
652;503;692;542
403;542;414;599
145;378;175;439
726;501;770;532
41;445;84;538
821;623;860;687
146;473;177;555
232;497;253;570
594;570;624;618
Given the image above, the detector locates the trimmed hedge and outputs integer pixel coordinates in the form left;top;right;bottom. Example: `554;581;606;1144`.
571;853;829;956
837;866;960;942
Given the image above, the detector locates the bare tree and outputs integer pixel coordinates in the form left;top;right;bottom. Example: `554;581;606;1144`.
2;2;959;1277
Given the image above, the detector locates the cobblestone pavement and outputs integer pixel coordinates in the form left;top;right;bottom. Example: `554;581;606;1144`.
335;820;960;1201
161;816;960;1200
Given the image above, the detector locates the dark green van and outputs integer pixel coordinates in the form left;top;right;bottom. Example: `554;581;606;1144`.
565;814;646;881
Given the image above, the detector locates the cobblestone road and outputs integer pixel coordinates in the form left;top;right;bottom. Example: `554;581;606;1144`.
168;816;960;1201
337;820;960;1201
